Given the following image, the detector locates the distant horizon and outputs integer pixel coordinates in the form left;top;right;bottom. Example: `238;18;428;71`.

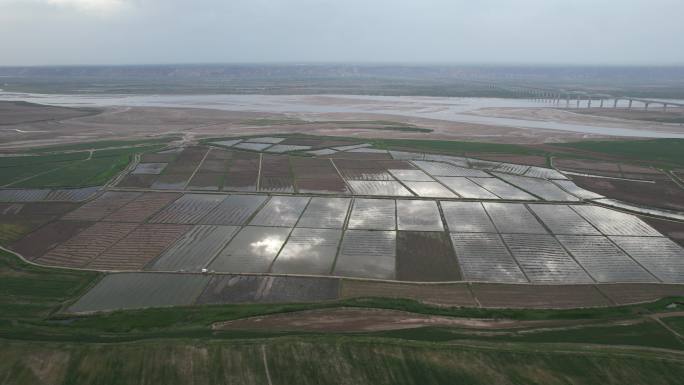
2;62;684;68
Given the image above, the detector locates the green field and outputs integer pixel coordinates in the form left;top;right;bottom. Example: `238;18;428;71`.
553;139;684;167
0;144;166;188
2;247;684;384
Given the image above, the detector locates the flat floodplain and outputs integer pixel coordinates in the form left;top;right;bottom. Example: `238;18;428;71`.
271;228;342;275
396;200;443;231
36;222;138;268
103;192;181;223
469;177;537;200
556;235;656;283
199;194;267;225
501;233;593;283
396;231;460;282
296;197;351;229
248;196;309;227
403;181;457;198
347;180;413;196
147;225;240;272
149;193;224;224
440;201;497;233
88;223;191;270
528;204;600;235
196;275;340;304
209;226;291;273
450;233;527;283
334;230;396;280
68;272;211;313
483;202;547;234
610;236;684;283
494;173;579;201
572;205;662;236
437;177;498;199
347;198;396;230
62;191;141;221
10;220;93;260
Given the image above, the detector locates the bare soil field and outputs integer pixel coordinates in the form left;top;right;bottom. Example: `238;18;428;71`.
213;308;553;332
571;176;684;211
396;231;461;282
62;192;141;221
470;283;611;308
644;217;684;246
103;192;181;222
9;220;93;260
340;280;476;307
596;283;684;305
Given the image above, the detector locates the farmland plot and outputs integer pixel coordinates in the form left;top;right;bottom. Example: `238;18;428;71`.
245;136;285;144
413;160;490;177
437;177;498;199
162;146;208;174
266;144;311;153
483;203;547;234
610;236;684;283
424;154;471;168
597;283;684;305
396;231;460;282
501;234;593;283
37;222;138;268
186;172;223;190
234;142;272;151
347;180;413;196
10;220;93;260
572;205;662;236
0;189;50;202
388;169;434;182
450;233;527;283
296;197;351;229
131;163;167;175
494;173;580;201
334;230;396;280
88;224;191;270
149;194;224;224
103;192;181;223
200;194;267;225
223;152;260;192
466;158;501;170
524;166;568;180
248;196;309;227
528;204;600;235
209;226;292;273
150;174;189;190
44;187;99;202
116;174;156;188
296;178;349;194
441;201;497;233
271;228;342;274
341;280;476;306
68;273;211;313
556;235;656;283
469;177;537;200
396;200;443;231
552;180;604;200
493;163;530;175
259;154;295;192
347;198;396;230
148;225;240;272
62;191;141;221
470;283;611;308
403;181;457;198
197;275;340;304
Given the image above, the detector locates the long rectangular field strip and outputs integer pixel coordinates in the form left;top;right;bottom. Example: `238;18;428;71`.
483;203;547;234
334;230;396;280
209;226;292;273
556;235;657;283
437;177;498;199
200;194;267;225
571;205;663;236
271;228;342;275
196;275;340;304
610;236;684;283
149;193;224;224
248;196;310;227
68;273;211;313
469;177;537;200
501;234;593;283
88;224;191;270
413;160;490;177
296;197;351;229
494;173;579;201
147;225;240;272
36;222;138;268
450;233;527;283
62;191;141;221
403;181;457;198
528;204;600;235
103;192;181;223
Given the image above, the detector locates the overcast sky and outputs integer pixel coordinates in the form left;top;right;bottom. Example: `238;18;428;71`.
1;0;683;66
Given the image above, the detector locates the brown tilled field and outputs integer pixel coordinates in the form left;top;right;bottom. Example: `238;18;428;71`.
87;223;191;270
9;220;93;260
340;280;476;306
572;176;684;211
470;283;611;308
